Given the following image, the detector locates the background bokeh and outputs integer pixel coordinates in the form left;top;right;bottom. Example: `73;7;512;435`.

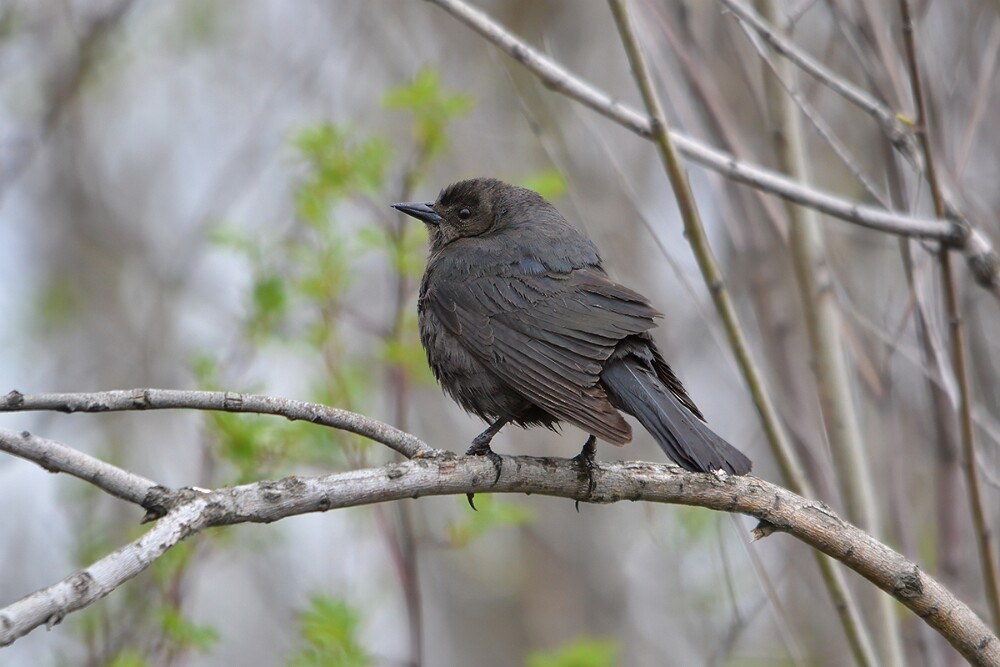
1;1;998;665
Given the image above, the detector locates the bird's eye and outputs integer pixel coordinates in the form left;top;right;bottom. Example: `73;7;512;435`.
458;208;471;220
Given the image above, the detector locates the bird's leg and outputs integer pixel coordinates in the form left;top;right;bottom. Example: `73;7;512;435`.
465;417;509;510
571;435;598;512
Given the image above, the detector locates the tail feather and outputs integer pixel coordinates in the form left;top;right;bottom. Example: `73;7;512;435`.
601;358;752;475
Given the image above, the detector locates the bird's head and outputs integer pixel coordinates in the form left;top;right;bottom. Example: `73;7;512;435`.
392;177;552;251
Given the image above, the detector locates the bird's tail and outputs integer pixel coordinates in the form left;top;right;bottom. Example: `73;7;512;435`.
601;358;752;475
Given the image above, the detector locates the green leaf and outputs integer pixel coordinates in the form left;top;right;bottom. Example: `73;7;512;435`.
525;637;619;667
292;124;390;226
250;273;288;338
384;68;474;157
447;495;535;548
208;223;257;256
190;353;220;389
207;412;287;482
288;596;372;667
519;169;567;201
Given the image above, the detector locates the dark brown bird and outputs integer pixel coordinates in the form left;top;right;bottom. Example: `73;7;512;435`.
393;178;751;486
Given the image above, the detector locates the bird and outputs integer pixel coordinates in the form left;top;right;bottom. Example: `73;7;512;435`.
392;177;751;498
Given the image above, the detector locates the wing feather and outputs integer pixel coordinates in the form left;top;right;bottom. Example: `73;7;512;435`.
427;266;660;443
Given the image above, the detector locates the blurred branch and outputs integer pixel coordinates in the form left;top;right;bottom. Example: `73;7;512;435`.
898;0;1000;632
1;389;432;459
715;0;1000;300
606;0;802;505
0;0;136;208
732;8;888;207
607;1;877;664
718;0;908;145
0;430;996;665
422;0;1000;297
753;3;903;665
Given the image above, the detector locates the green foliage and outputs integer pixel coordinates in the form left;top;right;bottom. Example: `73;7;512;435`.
151;539;196;587
32;281;78;333
447;495;535;548
288;596;372;667
674;505;718;543
525;637;620;667
383;68;475;158
251;273;289;338
190;353;221;390
205;411;345;482
107;649;149;667
159;606;219;653
520;169;567;201
293;124;390;224
201;66;480;482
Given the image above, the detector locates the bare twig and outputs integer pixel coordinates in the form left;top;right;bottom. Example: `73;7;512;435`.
732;10;888;208
0;0;136;211
718;0;907;145
423;0;968;245
899;0;1000;632
0;452;996;664
606;2;877;663
0;389;432;460
714;0;1000;299
0;429;172;515
751;4;901;664
955;20;1000;179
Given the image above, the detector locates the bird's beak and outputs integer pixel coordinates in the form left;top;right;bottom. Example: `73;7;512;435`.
392;201;442;225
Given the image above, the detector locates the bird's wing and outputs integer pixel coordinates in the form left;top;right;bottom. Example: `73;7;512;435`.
426;266;659;444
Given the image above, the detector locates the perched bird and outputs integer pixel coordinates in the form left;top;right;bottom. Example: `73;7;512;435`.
393;178;751;491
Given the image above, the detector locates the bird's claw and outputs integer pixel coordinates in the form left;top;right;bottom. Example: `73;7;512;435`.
465;439;503;511
571;435;598;512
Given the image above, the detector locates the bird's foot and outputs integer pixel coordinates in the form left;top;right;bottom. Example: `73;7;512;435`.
465;437;503;510
571;435;598;512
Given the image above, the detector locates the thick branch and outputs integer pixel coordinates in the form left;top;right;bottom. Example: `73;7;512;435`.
0;455;996;664
1;389;432;459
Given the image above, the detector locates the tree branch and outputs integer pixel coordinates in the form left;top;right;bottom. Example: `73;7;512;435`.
1;389;432;460
607;2;878;663
422;0;1000;295
0;429;174;518
717;0;907;145
898;0;1000;632
0;449;997;664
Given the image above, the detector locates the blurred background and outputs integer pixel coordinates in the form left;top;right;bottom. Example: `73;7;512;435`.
1;0;998;665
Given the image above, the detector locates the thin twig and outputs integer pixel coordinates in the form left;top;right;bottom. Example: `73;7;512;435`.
423;0;999;297
955;20;1000;180
606;2;878;664
0;429;169;512
0;452;996;664
899;0;1000;632
732;11;889;208
718;0;907;145
605;0;802;488
0;389;432;460
753;2;901;664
